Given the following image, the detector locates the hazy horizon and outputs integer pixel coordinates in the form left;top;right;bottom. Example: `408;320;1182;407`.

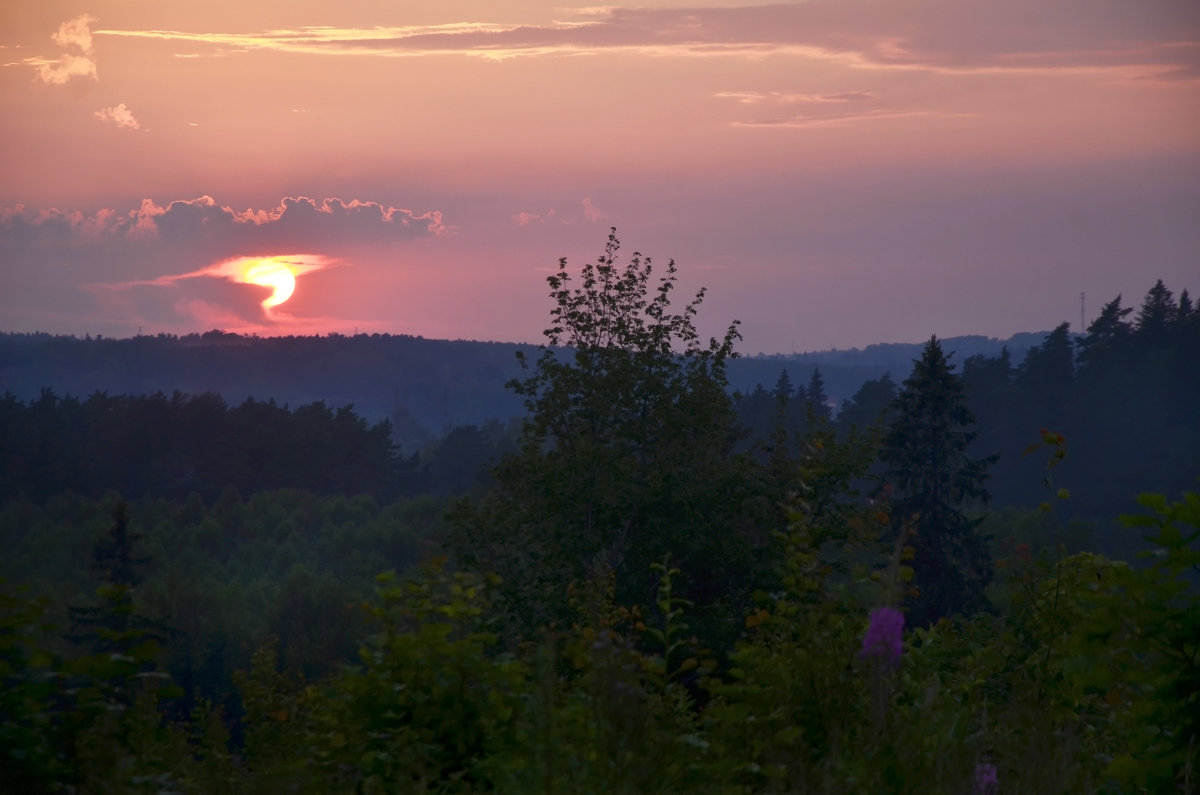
0;323;1066;358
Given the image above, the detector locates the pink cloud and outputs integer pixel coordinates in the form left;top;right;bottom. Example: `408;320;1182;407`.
513;208;559;226
732;109;967;129
94;103;141;130
582;198;606;223
25;14;98;85
716;90;879;105
53;15;96;53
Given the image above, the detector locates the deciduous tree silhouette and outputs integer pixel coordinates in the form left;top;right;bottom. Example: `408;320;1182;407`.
449;229;757;636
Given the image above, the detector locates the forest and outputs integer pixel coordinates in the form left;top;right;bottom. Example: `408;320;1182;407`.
1;230;1197;793
0;324;1044;452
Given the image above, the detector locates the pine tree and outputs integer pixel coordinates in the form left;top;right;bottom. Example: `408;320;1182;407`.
961;349;1013;497
881;337;994;626
1078;295;1134;375
1014;322;1074;432
806;368;831;423
836;373;896;434
772;369;794;402
1178;288;1194;325
1135;279;1176;346
68;501;152;654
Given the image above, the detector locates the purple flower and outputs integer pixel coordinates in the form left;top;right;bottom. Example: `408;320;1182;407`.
858;607;904;669
973;762;999;795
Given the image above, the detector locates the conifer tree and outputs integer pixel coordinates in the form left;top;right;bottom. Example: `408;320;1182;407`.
67;501;168;705
836;373;896;434
881;337;994;626
1077;295;1133;374
1014;322;1074;432
1177;289;1193;326
806;368;831;423
772;369;794;402
1135;279;1176;346
68;501;152;654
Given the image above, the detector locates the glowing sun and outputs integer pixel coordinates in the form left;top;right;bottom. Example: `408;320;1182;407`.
243;259;297;308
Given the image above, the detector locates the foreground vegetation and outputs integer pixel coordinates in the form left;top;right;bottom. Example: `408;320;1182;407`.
3;489;1196;793
2;232;1196;792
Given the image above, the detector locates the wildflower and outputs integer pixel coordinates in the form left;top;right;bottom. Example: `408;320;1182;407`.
973;762;999;795
858;606;904;669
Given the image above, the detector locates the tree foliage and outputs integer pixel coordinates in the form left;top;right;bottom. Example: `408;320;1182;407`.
881;336;995;626
451;229;759;638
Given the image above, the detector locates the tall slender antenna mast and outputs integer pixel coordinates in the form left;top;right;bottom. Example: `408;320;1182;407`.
1080;292;1085;333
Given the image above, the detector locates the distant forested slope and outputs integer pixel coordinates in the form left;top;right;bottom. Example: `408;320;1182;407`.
0;328;1043;443
0;331;534;450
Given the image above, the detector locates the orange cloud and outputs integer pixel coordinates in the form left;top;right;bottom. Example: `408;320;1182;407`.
26;14;98;85
87;3;1199;79
94;103;141;130
53;15;96;53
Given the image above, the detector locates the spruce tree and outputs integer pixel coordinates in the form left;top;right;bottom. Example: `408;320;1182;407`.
1014;322;1075;432
1177;289;1193;326
806;367;831;424
836;373;896;434
1135;279;1176;346
1077;295;1134;374
881;336;994;626
68;501;152;654
772;369;794;402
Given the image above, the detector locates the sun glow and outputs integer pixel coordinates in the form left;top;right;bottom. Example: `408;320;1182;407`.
122;253;334;320
243;258;297;307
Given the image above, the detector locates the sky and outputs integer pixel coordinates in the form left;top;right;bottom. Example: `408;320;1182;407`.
2;1;1198;354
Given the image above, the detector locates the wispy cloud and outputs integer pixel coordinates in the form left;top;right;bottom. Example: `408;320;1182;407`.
114;253;330;289
712;89;966;129
94;103;141;130
99;253;334;323
88;3;1199;78
513;209;556;226
716;90;879;104
732;109;969;129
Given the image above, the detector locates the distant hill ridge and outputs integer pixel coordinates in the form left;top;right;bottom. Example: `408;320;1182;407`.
752;332;1050;368
0;329;1051;446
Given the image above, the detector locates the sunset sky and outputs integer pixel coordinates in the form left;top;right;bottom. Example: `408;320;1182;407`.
2;1;1198;353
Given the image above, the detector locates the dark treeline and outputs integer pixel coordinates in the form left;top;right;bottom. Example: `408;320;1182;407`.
1;230;1196;792
0;391;521;503
965;281;1199;526
733;279;1200;545
0;391;402;503
4;277;1195;543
